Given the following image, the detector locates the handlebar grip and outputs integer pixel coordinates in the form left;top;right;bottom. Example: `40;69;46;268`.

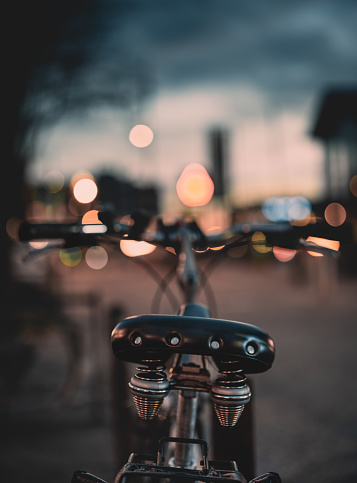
17;221;109;248
264;222;354;249
18;222;83;241
294;222;353;243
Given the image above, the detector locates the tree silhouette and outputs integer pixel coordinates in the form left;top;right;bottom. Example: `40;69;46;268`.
3;0;152;321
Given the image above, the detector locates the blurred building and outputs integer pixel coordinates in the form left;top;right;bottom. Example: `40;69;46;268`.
209;128;229;199
97;174;159;216
311;89;357;274
311;88;357;201
26;173;159;222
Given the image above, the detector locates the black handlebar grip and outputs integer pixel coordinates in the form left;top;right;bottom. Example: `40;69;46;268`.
295;222;353;244
18;221;43;241
264;222;354;249
18;222;78;241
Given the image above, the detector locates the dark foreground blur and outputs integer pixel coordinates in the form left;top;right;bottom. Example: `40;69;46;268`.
1;248;357;483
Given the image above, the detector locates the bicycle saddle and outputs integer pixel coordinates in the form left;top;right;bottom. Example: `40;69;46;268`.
111;304;275;374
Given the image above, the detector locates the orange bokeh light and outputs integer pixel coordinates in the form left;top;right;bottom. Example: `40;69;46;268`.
6;217;21;241
350;175;357;197
307;236;340;257
324;203;346;227
82;210;102;224
120;240;156;257
176;163;214;207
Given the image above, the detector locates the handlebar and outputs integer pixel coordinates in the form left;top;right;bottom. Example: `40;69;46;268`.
18;213;354;254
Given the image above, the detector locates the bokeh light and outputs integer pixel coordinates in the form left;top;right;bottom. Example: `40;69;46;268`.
82;210;102;224
262;196;311;222
85;246;108;269
227;245;249;259
324;203;346;227
273;246;296;262
43;170;65;193
29;241;49;250
73;178;98;204
120;239;156;257
129;124;154;148
350;175;357;197
176;163;214;207
59;247;82;266
68;196;90;217
6;217;21;241
251;231;272;254
206;226;225;251
166;246;177;255
306;236;340;257
25;201;48;220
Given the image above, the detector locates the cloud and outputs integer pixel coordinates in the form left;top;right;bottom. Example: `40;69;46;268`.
106;0;357;109
30;0;357;206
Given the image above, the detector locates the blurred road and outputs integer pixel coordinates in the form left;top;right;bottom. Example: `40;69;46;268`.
2;249;357;482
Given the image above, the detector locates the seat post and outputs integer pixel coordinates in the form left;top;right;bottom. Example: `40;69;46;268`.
172;304;210;468
177;303;211;318
173;389;198;468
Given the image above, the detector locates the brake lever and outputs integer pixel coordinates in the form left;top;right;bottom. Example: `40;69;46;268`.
22;243;65;261
249;472;281;483
128;210;153;240
71;471;108;483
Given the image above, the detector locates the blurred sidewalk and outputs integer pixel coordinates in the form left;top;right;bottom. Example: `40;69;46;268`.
2;252;357;483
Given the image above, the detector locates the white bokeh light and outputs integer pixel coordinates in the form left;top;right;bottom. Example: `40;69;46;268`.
73;178;98;204
85;246;108;269
129;124;154;148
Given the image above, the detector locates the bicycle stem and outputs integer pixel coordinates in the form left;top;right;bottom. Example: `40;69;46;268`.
176;226;200;304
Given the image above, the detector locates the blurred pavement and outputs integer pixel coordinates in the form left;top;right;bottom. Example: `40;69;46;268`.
2;250;357;483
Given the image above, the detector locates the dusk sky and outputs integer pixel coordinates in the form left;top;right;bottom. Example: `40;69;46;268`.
27;0;357;209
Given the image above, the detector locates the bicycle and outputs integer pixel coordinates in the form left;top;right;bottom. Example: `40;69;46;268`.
18;211;353;483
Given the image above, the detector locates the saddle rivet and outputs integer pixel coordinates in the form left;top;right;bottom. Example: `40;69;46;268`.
170;336;180;346
210;340;220;350
246;344;256;355
134;336;142;345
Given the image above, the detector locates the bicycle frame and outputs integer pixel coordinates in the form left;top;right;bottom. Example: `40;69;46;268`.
112;223;270;479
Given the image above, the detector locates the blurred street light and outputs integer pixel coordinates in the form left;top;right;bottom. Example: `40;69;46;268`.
73;178;98;204
176;163;214;207
129;124;154;148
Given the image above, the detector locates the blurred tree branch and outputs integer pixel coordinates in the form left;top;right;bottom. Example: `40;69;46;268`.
2;0;152;319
